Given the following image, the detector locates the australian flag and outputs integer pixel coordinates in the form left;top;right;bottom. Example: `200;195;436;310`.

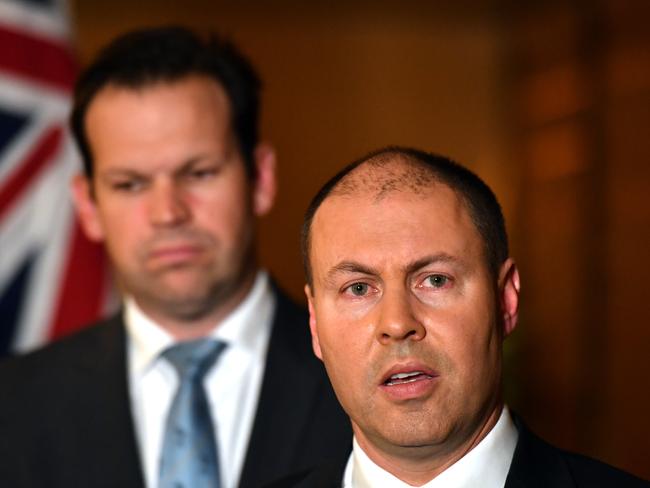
0;0;111;357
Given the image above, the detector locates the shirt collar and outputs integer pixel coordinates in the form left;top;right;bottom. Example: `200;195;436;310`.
345;406;518;488
125;271;274;376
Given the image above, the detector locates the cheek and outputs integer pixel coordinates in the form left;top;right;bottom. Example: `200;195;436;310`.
94;203;148;263
429;307;499;380
318;299;376;348
194;190;251;238
319;337;367;416
95;193;147;232
459;332;501;399
102;228;139;269
320;327;360;367
316;311;366;377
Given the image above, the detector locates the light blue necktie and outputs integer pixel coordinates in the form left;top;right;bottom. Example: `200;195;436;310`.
159;339;226;488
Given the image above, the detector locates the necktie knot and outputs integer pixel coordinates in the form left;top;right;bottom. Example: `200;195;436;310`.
162;339;226;382
159;338;226;488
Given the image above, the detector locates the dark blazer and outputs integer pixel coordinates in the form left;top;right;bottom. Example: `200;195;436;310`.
0;287;352;488
267;417;649;487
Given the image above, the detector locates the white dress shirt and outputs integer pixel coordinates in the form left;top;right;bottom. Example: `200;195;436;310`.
126;271;275;488
343;406;518;488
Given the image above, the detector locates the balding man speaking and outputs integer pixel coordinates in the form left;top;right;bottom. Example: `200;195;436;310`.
272;147;649;487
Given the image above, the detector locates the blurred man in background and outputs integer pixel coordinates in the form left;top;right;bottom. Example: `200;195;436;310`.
281;146;648;487
0;26;350;488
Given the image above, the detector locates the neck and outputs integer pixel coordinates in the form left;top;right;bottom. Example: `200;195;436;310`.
355;403;503;486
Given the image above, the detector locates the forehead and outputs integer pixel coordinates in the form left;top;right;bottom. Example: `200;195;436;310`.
85;76;233;171
86;75;230;128
310;177;483;274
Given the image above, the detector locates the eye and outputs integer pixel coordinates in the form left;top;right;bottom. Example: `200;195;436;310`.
111;179;145;193
345;282;370;297
423;274;450;289
185;166;218;181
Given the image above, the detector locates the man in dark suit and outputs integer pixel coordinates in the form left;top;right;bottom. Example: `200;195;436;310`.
282;146;648;487
0;26;350;488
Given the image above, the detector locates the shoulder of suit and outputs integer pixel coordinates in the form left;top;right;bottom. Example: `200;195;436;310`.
509;413;649;487
268;284;315;359
0;314;124;392
560;449;650;487
270;283;309;323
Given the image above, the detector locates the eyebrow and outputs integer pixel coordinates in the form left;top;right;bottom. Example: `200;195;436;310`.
329;261;379;277
173;156;224;175
99;155;220;180
322;261;378;288
403;253;464;274
324;253;464;284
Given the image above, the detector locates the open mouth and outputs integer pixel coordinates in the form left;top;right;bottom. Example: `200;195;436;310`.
384;371;434;386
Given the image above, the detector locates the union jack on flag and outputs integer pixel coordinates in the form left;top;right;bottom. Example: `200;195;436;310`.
0;0;111;357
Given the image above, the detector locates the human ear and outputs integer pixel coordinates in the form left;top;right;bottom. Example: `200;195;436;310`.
252;143;276;216
70;174;105;242
498;258;520;338
305;284;323;360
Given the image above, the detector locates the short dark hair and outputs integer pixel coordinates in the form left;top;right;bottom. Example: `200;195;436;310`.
70;25;261;179
301;146;509;287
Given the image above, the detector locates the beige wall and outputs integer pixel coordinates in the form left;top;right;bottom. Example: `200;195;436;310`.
69;0;516;302
509;0;650;479
69;0;650;480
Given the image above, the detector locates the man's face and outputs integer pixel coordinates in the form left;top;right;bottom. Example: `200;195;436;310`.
73;75;274;326
306;178;518;461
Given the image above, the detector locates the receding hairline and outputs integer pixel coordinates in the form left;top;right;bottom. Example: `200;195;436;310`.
302;147;509;289
305;154;464;288
305;159;479;288
328;152;444;201
85;74;233;125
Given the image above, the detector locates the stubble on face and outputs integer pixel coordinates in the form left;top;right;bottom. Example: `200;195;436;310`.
356;342;456;445
85;76;259;335
308;157;507;482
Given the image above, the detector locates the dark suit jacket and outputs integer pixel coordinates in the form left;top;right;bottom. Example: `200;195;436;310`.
0;287;352;488
267;416;649;487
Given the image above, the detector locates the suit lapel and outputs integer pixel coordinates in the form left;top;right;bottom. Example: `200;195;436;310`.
239;288;324;488
505;415;575;488
71;316;146;487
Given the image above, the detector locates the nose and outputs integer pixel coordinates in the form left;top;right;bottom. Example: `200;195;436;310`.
376;288;426;345
148;180;190;227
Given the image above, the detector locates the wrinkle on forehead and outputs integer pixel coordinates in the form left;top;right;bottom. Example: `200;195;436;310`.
333;154;440;201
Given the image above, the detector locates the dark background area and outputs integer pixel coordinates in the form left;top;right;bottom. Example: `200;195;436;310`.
69;0;650;479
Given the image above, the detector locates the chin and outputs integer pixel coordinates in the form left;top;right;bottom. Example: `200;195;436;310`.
146;289;214;317
378;415;453;450
388;430;441;449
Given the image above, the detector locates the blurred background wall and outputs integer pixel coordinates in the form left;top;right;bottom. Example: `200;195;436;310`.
68;0;650;479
